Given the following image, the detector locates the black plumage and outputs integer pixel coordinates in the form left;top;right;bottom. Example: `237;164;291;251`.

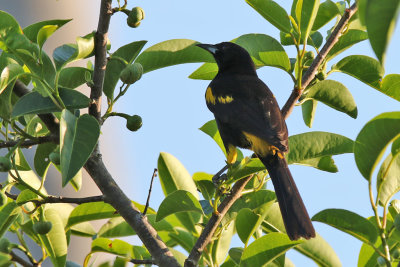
197;42;315;240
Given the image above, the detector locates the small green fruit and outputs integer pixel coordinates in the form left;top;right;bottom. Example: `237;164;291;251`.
0;238;11;253
376;256;386;266
126;115;143;132
33;221;53;235
0;191;7;207
49;147;61;165
0;157;12;172
127;7;145;28
120;63;143;84
393;247;400;259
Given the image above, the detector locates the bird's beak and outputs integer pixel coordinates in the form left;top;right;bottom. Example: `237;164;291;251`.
196;43;218;54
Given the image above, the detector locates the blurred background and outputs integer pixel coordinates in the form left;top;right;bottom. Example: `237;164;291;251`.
2;0;400;266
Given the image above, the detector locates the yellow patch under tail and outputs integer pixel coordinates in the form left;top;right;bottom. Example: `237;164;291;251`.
226;144;238;164
243;131;276;157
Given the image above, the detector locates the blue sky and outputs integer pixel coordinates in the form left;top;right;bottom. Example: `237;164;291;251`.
4;0;400;266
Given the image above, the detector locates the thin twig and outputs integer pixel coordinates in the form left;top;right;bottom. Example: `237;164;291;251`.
143;168;157;215
0;135;57;149
35;195;104;205
281;4;358;119
130;258;156;265
184;175;254;267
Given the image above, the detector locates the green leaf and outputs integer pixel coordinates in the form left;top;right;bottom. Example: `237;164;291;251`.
23;19;71;43
227;158;266;183
379;74;400;102
58;67;91;89
91;238;136;257
0;252;11;266
52;32;96;70
194;179;215;201
354;112;400;180
200;120;227;156
34;142;57;178
298;156;338;173
312;208;378;244
103;40;147;99
97;214;173;238
12;88;90;117
16;189;39;205
236;208;261;245
245;0;292;33
0;202;21;238
287;131;354;165
157;152;199;198
312;0;339;31
332;55;384;88
302;99;317;127
295;0;320;42
98;217;136;238
37;25;59;51
60;111;100;186
304;80;357;118
135;39;214;73
40;208;68;267
15;147;31;171
365;0;400;64
241;233;303;267
261;203;342;267
279;31;323;48
199;120;243;162
326;29;368;60
212;222;235;265
224;190;276;225
189;63;219;80
46;203;95;237
377;153;400;207
0;11;23;50
67;202;118;228
0;63;24;94
234;34;291;71
156;190;203;222
168;228;195;253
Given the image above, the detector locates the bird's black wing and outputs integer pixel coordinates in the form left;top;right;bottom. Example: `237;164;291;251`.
207;74;288;151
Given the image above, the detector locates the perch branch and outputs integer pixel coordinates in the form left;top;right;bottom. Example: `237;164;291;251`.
184;175;254;267
281;3;358;119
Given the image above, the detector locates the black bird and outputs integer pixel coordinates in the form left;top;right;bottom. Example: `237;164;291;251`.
196;42;315;240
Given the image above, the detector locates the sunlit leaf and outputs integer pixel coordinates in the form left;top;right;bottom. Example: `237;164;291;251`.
354;112;400;180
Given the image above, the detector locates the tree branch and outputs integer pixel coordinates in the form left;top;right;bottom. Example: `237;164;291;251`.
37;195;104;204
143;168;157;215
281;3;358;119
0;135;57;149
184;175;254;267
84;154;180;266
90;0;112;122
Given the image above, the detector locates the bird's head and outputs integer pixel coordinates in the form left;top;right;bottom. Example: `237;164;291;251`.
196;42;256;75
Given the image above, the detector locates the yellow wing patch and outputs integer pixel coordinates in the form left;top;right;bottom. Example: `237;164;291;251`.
206;87;216;105
206;87;234;105
217;95;234;104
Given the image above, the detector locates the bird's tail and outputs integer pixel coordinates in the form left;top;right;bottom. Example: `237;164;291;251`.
258;153;315;240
